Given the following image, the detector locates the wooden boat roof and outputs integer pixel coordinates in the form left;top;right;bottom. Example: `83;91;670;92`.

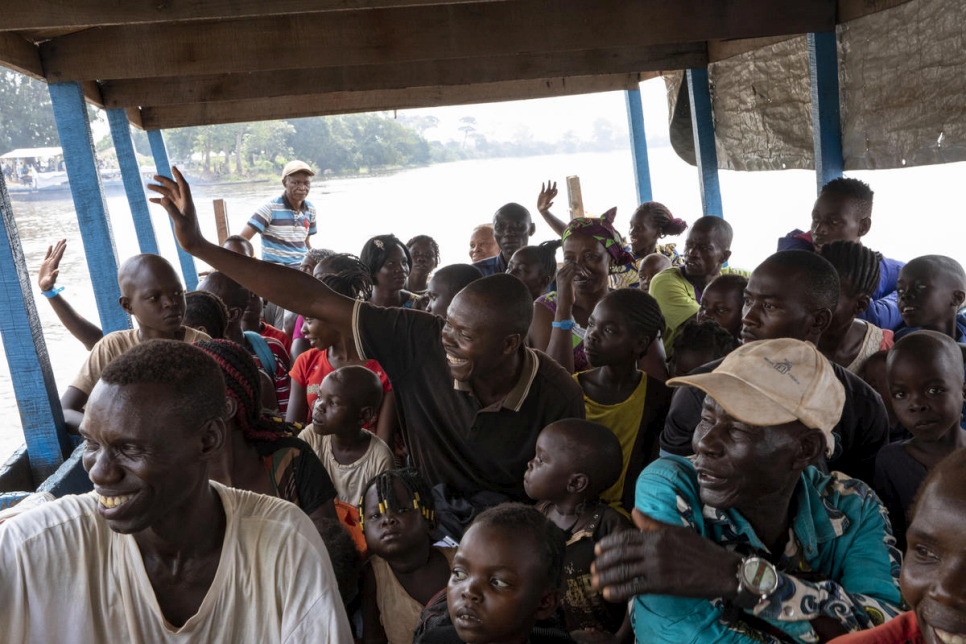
0;1;912;130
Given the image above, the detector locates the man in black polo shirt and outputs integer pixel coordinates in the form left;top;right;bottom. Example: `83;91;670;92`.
660;250;888;484
150;168;584;534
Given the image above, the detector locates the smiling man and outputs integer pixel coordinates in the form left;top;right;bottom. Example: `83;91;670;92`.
149;168;584;538
241;160;317;267
649;216;748;354
593;338;903;644
0;340;351;642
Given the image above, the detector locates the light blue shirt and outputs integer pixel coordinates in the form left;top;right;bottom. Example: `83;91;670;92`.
633;456;903;644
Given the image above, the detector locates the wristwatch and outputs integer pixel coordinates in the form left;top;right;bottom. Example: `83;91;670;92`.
733;556;779;609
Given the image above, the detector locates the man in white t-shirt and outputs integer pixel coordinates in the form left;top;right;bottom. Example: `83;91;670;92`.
0;340;352;643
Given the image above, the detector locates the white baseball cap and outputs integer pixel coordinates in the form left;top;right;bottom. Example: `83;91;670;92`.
282;160;314;179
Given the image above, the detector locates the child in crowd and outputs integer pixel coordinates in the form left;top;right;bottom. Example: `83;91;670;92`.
636;253;671;294
406;235;440;294
183;290;229;339
360;469;455;644
830;448;966;644
424;264;484;320
895;254;966;342
859;350;908;443
413;503;573;644
668;319;738;378
873;331;966;550
507;240;561;301
60;253;209;433
287;268;391;428
819;241;894;372
695;272;747;341
525;420;632;643
299;366;395;505
574;289;672;513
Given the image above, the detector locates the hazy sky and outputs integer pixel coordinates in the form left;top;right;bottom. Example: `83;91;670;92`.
396;77;672;144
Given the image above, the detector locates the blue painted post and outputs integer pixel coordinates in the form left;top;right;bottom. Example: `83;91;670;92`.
107;109;159;255
686;68;724;218
808;31;844;194
624;88;653;204
148;130;198;289
48;82;130;333
0;171;73;483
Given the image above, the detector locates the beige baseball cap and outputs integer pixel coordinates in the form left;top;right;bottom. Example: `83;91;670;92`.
281;160;315;179
667;338;845;453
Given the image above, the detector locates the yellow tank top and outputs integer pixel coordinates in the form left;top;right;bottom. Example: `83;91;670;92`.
576;373;649;512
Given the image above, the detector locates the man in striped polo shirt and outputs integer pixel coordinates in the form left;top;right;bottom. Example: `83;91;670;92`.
241;160;317;266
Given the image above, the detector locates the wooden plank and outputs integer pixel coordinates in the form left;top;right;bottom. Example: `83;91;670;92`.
566;176;584;220
81;80;105;108
213;200;230;245
0;0;514;31
0;32;44;79
837;0;914;23
100;43;707;108
125;106;144;129
40;0;835;82
139;74;644;129
708;36;795;63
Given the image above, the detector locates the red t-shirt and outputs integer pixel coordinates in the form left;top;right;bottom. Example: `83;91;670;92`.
261;322;292;353
289;348;391;424
828;612;920;644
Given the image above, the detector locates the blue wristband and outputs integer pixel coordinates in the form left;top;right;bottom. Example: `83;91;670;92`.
41;286;65;299
552;319;575;331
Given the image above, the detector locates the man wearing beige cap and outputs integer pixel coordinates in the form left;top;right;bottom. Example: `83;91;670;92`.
593;338;902;644
241;160;317;267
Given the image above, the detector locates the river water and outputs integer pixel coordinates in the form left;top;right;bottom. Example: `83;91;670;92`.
1;148;964;464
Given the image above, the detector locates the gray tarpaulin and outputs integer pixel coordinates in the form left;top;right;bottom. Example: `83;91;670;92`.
667;0;966;171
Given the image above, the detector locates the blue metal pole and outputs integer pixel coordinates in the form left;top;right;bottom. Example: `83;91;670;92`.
808;31;844;194
147;130;198;289
48;81;130;333
624;88;653;204
686;68;724;218
0;171;73;483
107;109;159;255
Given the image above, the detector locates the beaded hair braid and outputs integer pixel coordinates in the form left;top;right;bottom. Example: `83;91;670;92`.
357;468;436;530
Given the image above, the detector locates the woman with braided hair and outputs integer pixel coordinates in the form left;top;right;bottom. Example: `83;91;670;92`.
529;208;668;382
194;339;338;530
819;240;894;373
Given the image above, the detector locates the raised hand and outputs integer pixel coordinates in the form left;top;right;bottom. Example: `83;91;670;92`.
38;239;67;291
147;166;206;254
537;180;558;214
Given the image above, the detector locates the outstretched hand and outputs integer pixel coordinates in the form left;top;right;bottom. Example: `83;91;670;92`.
147;166;207;255
537;180;558;214
591;509;740;602
38;239;67;291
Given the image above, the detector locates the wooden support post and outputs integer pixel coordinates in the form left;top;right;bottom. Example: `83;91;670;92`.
107;108;159;254
48;81;130;333
686;68;723;218
808;31;844;194
147;130;198;290
213;199;230;245
0;170;72;484
566;176;584;220
624;88;653;204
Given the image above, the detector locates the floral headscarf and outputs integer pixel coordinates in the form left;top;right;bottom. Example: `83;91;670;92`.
561;207;635;270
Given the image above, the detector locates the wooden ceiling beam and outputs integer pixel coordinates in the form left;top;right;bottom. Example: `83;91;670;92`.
40;0;835;82
99;43;707;109
139;73;645;129
0;33;44;79
1;0;513;32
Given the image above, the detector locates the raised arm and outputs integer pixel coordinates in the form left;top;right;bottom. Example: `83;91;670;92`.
38;240;104;351
537;180;567;237
149;168;355;337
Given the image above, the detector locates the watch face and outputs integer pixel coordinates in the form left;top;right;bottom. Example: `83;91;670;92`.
742;558;778;594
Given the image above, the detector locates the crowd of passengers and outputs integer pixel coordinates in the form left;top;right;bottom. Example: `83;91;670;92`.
1;160;965;644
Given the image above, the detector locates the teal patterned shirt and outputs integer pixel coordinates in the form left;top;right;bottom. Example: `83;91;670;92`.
633;456;903;644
